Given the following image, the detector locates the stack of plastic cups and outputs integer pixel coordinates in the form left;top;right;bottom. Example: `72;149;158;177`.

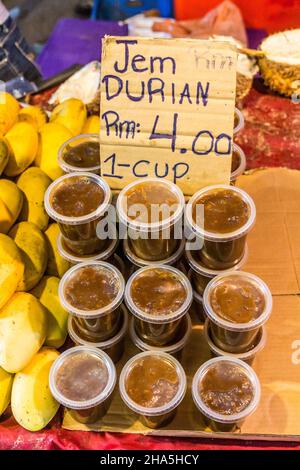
185;184;256;321
232;108;246;184
59;260;127;364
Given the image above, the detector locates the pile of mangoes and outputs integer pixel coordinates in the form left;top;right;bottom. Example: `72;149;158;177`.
0;91;100;431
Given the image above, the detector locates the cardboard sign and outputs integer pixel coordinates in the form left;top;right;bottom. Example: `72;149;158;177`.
100;37;237;195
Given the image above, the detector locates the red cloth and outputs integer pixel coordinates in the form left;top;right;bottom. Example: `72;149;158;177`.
236;87;300;169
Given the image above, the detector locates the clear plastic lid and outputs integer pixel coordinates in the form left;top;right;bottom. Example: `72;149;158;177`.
231;143;247;182
58;134;100;173
57;233;118;264
186;184;256;242
233;107;245;135
59;261;125;319
187;269;204;305
123;237;185;268
125;264;193;324
116;178;185;233
203;271;273;332
192;356;261;424
186;243;248;279
119;351;187;417
49;345;116;410
68;304;128;349
44;172;111;225
129;314;192;355
204;319;267;362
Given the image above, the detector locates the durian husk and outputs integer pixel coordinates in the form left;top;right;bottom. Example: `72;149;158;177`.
236;72;253;101
259;29;300;97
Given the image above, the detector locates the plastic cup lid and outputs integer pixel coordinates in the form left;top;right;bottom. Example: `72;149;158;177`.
204;319;267;361
119;350;187;416
230;143;247;182
185;184;256;242
68;304;128;349
129;314;192;355
44;172;111;225
233;107;245;135
192;356;261;424
123;237;185;268
58;133;100;173
57;233;118;264
203;271;273;332
116;177;185;232
59;260;125;319
49;345;117;410
125;264;193;324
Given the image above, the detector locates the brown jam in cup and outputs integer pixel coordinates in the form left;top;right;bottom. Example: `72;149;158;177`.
51;177;104;218
58;134;100;173
231;150;240;173
126;355;179;408
210;276;266;324
63;141;100;169
203;272;272;354
56;352;108;402
45;173;111;256
192;357;260;432
117;179;184;262
192;189;250;234
60;262;125;342
130;268;187;317
119;351;186;428
187;185;255;269
199;361;254;416
64;265;119;311
50;346;116;424
125;266;192;347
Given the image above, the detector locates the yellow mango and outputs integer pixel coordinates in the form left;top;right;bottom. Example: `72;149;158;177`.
9;222;48;291
31;276;68;348
11;348;59;431
44;223;71;277
0;92;19;136
0;138;10;175
35;122;72;180
0;292;47;373
18;105;47;131
0;234;24;309
4;122;39;176
17;167;51;231
82;115;100;134
0;179;23;234
0;367;13;416
50;98;87;136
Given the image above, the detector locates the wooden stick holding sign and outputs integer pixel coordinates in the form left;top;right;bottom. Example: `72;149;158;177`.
100;37;237;196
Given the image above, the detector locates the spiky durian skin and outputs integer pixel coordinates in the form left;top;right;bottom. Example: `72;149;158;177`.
236;72;253;101
259;58;300;97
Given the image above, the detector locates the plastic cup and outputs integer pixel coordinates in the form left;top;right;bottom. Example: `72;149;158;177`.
68;305;128;364
187;269;205;323
58;134;100;174
186;184;256;269
59;261;125;342
203;271;272;353
233;107;245;135
119;351;187;429
204;319;267;365
192;356;261;432
123;236;185;269
57;232;118;263
125;265;193;347
129;314;192;362
49;346;116;424
44;172;111;255
186;243;248;297
117;178;185;261
230;143;247;185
